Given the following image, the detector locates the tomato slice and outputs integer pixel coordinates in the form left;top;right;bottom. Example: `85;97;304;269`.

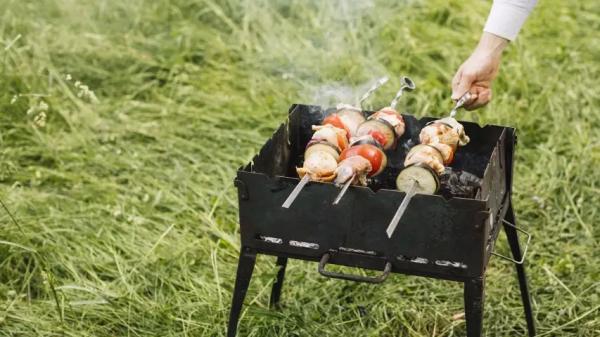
340;144;387;176
368;130;388;148
323;114;351;140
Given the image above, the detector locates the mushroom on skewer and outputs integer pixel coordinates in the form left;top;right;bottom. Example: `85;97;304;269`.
386;116;470;238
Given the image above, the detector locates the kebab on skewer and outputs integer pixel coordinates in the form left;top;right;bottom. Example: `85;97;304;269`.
396;117;470;195
295;125;348;182
332;76;416;205
281;77;389;208
386;93;471;238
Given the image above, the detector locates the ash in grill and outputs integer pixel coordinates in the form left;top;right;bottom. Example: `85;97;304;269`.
228;104;535;337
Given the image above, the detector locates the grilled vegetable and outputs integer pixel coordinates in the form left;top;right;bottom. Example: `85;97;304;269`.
396;163;440;194
323;104;366;138
369;107;406;139
354;119;396;150
322;114;350;138
304;141;340;162
333;137;387;186
340;140;387;177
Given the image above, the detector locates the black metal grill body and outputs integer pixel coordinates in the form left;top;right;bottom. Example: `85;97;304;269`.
228;104;535;337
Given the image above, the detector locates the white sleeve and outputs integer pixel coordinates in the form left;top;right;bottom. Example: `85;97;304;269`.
483;0;537;41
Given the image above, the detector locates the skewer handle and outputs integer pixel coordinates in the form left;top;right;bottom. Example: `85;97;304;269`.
281;175;311;208
389;76;416;110
386;180;418;238
449;92;471;118
358;76;389;107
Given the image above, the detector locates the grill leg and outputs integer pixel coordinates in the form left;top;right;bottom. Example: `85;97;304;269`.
269;256;288;308
464;277;485;337
227;248;257;337
505;205;536;336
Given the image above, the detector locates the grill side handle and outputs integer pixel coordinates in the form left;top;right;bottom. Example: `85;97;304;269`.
318;253;392;284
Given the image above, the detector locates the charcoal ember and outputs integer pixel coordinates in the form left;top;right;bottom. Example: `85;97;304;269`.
439;168;482;198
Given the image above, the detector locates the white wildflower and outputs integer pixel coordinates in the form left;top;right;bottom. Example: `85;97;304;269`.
65;74;72;81
77;84;99;103
531;195;544;208
70;77;99;103
27;100;48;115
112;207;123;219
26;100;49;127
33;111;47;128
126;215;145;226
10;94;19;104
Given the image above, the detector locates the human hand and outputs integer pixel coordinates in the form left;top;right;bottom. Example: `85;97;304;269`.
451;32;508;110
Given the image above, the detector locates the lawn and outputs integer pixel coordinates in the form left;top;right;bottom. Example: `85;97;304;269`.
0;0;598;336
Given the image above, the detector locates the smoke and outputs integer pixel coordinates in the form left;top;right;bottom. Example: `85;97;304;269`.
309;77;392;110
238;0;409;109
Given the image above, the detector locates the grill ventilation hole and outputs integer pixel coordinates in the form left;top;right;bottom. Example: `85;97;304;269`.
289;240;319;249
339;247;377;256
257;236;283;244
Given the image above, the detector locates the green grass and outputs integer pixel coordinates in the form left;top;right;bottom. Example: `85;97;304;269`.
0;0;599;336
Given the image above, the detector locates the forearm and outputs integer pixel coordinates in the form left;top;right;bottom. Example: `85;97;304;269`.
450;0;537;108
474;32;509;58
484;0;537;41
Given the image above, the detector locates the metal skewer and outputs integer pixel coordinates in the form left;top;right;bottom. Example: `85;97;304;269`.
358;76;389;107
386;180;419;238
390;76;416;110
332;174;355;205
282;174;311;208
449;92;471;118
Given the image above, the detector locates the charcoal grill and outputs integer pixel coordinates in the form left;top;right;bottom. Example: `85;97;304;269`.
228;104;535;337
